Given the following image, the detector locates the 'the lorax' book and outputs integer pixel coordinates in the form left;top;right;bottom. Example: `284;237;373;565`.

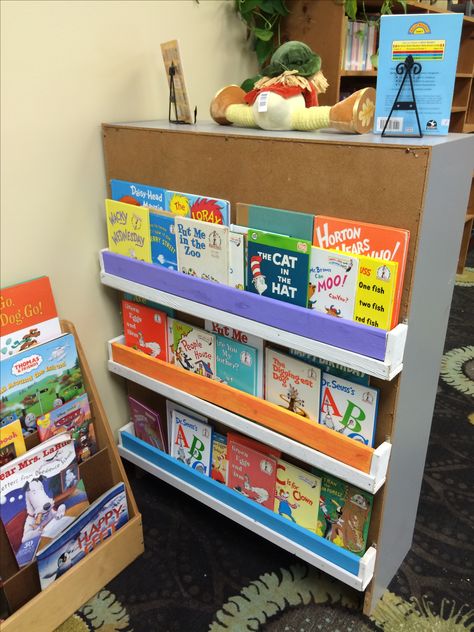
149;209;178;270
246;230;311;307
110;179;166;210
175;217;229;284
166;190;230;225
214;335;259;396
106;199;152;262
122;299;168;361
274;460;321;533
313;216;409;328
173;321;216;379
353;255;398;330
170;409;213;475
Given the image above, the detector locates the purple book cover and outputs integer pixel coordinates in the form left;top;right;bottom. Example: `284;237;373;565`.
128;396;166;452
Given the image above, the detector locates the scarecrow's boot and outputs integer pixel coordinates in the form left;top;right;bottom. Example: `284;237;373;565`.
210;85;258;127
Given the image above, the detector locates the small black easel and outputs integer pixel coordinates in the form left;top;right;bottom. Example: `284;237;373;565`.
168;62;196;125
382;54;423;138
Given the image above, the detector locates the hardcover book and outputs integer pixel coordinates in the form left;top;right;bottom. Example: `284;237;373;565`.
211;432;227;485
236;203;314;241
353;255;398;330
166;190;230;225
319;372;379;446
175;217;229;284
122;299;168;361
0;419;26;466
110;179;166;210
173;320;216;379
165;401;208;455
308;247;359;319
274;460;321;533
128;395;166;452
265;349;321;423
246;229;311;307
229;230;245;290
106;199;152;262
149;209;178;270
170;408;213;475
214;335;258;396
288;349;370;386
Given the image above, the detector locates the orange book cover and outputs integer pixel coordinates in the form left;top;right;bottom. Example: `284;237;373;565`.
313;217;410;329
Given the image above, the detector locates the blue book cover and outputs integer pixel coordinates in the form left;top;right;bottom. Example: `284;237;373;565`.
149;210;178;270
215;335;258;396
110;179;166;210
166;190;230;226
374;13;463;136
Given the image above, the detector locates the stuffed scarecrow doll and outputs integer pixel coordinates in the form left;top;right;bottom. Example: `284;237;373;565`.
210;41;375;134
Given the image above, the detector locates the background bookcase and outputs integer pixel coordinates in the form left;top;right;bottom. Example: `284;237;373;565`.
101;121;473;614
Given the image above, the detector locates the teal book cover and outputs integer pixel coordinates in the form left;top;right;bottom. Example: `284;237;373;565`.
215;336;258;396
237;203;314;241
149;210;178;270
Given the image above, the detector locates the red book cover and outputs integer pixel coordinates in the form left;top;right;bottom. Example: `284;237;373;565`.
227;432;281;459
122;300;168;361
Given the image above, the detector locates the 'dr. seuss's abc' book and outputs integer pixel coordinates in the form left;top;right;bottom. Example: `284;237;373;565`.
214;335;258;396
211;432;227;485
122;299;168;362
173;320;216;379
149;209;178;270
170;409;213;475
166;401;208;455
309;248;359;320
110;179;166;210
274;460;321;533
106;199;152;263
175;217;229;284
166;190;230;225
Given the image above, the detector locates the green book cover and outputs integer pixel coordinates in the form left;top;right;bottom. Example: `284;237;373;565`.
237;203;314;241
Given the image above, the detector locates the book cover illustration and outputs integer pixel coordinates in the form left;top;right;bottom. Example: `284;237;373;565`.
319;372;379;446
175;217;229;284
110;179;166;210
0;434;88;567
122;293;175;318
122;299;168;361
128;395;166;452
170;409;212;475
165;401;208;455
265;349;321;423
211;432;227;485
166;190;230;225
149;209;178;270
236;202;314;241
353;255;398;330
246;230;311;307
36;393;97;463
313;216;409;329
167;316;175;364
289;349;370;386
0;419;26;466
274;460;321;533
106;199;152;263
173;320;216;379
215;335;258;396
308;247;359;320
315;473;373;556
36;482;128;590
0;333;85;435
229;231;245;290
374;14;463;136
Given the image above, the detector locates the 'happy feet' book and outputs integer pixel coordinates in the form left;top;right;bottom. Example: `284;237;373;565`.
175;217;229;284
274;460;321;533
122;299;168;361
170;409;213;475
106;199;152;262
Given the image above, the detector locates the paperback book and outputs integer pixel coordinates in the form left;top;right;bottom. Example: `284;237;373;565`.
166;190;230;225
175;217;229;284
236;203;314;241
170;408;213;475
274;460;321;533
0;419;26;467
173;320;216;379
211;432;227;485
309;247;359;319
229;230;245;290
110;178;166;210
149;209;178;270
165;401;208;455
214;335;258;396
122;299;168;361
106;199;152;262
353;255;398;330
128;395;166;452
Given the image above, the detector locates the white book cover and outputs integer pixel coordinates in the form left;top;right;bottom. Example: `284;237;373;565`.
165;401;208;455
229;231;245;290
170;408;213;475
173;320;216;379
319;372;379;446
309;247;359;320
265;349;321;423
175;216;229;284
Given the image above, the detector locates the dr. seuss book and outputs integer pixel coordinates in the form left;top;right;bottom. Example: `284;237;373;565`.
36;393;97;463
319;373;379;446
149;209;178;270
175;217;229;284
353;255;398;330
315;472;372;556
0;333;85;434
0;276;61;359
106;199;152;263
110;179;166;210
229;230;245;290
122;299;168;361
214;335;258;396
166;190;230;225
170;409;213;475
128;395;166;452
37;482;129;590
0;434;89;567
289;350;370;386
166;401;207;455
309;248;359;320
313;216;409;328
374;13;463;136
246;230;311;307
265;349;321;423
236;203;314;241
0;419;26;466
274;460;321;533
173;320;216;379
211;432;227;485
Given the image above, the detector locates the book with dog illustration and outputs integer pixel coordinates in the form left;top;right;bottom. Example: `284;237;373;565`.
170;409;213;475
211;432;228;485
0;419;26;466
175;217;229;284
166;190;230;225
122;299;168;361
37;482;129;590
0;434;89;567
149;209;178;270
353;255;398;330
110;179;166;210
274;460;321;533
214;335;258;396
128;395;166;452
173;320;216;379
265;349;321;423
106;198;152;263
0;276;62;359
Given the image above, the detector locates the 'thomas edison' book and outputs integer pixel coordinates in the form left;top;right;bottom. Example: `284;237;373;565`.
170;409;212;475
274;460;321;533
106;199;152;262
175;217;229;284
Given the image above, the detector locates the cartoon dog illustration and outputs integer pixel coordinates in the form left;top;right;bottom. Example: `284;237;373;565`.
22;476;66;543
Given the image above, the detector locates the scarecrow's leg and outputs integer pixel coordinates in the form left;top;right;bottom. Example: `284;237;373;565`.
210;85;258;127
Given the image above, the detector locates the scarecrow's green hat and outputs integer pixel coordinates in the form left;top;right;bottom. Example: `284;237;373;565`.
262;41;321;78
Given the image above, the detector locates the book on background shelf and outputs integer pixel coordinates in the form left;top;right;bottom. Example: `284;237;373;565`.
166;190;230;225
211;432;227;484
274;460;321;533
128;395;166;452
353;255;398;330
175;216;229;284
106;199;152;262
170;408;213;475
36;482;129;590
0;419;26;466
236;203;314;241
122;299;168;361
214;335;259;396
110;179;166;210
0;276;61;359
229;230;245;290
149;209;178;270
165;401;208;455
173;320;216;379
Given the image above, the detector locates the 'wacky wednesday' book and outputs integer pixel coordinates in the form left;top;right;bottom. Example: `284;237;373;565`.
166;190;230;225
149;210;178;270
170;409;213;475
106;199;152;262
175;217;229;284
247;230;311;307
274;460;321;533
110;179;166;210
214;335;259;396
173;320;216;379
122;299;168;361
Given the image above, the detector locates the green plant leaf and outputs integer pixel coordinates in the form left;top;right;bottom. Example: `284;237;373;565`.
238;0;262;16
253;26;274;41
260;0;289;16
398;0;407;12
255;36;274;67
344;0;358;21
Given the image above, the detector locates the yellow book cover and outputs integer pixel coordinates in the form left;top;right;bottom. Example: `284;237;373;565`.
353;256;398;330
274;460;321;533
106;199;152;262
0;419;26;465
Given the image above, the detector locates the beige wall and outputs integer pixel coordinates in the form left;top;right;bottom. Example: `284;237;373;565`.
1;0;257;431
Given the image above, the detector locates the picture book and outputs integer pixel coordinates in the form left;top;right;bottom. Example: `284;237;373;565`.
165;401;208;455
229;230;245;290
265;349;321;423
0;434;88;567
170;409;213;475
128;395;166;452
374;13;463;136
214;335;258;396
167;317;175;364
246;229;311;307
353;255;398;330
236;203;314;241
173;320;216;379
227;435;277;511
36;393;97;463
175;217;229;284
313;216;410;328
308;247;359;320
122;293;175;318
37;482;129;590
106;199;152;263
226;432;281;460
110;178;166;210
122;299;168;361
289;350;370;386
0;333;85;435
274;460;321;533
0;276;61;359
166;190;230;225
315;472;373;556
319;372;379;446
0;419;26;467
211;432;227;485
149;209;178;270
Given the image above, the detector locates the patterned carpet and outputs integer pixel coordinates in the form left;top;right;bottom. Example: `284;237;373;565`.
60;261;474;632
